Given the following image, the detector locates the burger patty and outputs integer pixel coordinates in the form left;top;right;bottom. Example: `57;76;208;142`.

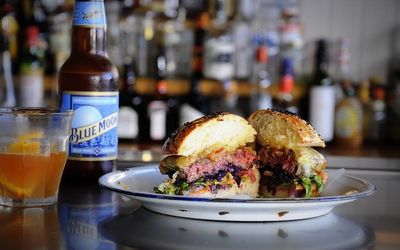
183;147;257;183
258;146;299;194
258;146;298;176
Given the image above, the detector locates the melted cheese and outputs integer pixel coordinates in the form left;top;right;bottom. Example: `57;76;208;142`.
293;147;327;177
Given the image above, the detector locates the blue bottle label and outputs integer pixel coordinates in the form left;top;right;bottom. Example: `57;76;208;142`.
73;1;106;27
61;91;119;161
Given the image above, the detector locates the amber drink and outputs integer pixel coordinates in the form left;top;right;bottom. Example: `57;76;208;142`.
0;108;73;207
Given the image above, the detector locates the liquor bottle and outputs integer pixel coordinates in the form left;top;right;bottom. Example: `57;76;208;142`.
18;25;46;107
48;9;70;72
137;11;156;78
118;61;140;143
0;3;16;107
364;79;387;144
334;81;363;148
105;0;122;70
309;39;335;142
251;0;280;84
187;12;209;113
59;0;119;182
232;0;253;80
278;0;303;76
179;0;207;20
273;57;297;113
146;47;169;143
203;0;234;82
250;30;273;112
31;0;52;75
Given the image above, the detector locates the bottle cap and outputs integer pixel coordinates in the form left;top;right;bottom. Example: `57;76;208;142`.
280;75;295;93
256;45;268;63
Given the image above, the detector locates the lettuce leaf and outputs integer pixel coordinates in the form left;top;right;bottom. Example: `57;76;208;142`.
298;174;324;198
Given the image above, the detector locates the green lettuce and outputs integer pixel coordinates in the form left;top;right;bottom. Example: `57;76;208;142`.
298;174;324;198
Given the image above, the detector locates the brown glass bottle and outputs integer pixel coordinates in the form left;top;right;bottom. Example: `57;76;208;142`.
58;0;119;183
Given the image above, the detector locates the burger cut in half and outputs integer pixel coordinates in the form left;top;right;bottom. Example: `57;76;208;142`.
248;109;328;198
155;112;260;198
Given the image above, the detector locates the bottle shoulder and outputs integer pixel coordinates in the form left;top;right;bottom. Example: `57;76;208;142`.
59;53;118;75
312;70;332;86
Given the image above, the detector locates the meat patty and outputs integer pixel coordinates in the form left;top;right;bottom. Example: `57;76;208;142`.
183;147;257;183
258;146;298;176
258;146;299;194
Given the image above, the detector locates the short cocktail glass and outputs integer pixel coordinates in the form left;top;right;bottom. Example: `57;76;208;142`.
0;108;73;207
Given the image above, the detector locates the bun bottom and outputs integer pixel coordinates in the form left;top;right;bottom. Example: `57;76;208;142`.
182;166;260;198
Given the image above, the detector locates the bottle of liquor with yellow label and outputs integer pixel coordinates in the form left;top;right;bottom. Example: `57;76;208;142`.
58;0;119;182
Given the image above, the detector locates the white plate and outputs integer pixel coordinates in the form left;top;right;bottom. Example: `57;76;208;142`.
99;165;375;221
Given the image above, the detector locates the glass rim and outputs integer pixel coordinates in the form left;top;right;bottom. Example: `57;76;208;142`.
0;107;74;116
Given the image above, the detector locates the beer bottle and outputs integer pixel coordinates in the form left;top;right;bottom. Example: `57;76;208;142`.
58;0;119;182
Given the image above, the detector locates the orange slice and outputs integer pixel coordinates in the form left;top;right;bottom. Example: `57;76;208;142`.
7;131;44;154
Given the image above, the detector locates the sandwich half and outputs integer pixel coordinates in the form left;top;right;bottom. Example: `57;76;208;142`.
155;112;260;198
248;109;327;198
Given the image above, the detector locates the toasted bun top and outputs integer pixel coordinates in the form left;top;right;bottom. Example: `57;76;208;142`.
163;112;257;156
248;109;325;148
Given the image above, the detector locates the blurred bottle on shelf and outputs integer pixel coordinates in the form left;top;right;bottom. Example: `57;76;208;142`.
146;47;169;143
203;28;234;82
180;11;208;124
157;7;192;130
179;0;207;19
0;2;16;107
30;0;52;75
1;2;18;69
334;81;363;148
250;36;272;112
333;38;351;101
232;0;253;81
208;0;235;26
162;8;193;78
48;9;70;73
118;60;140;143
203;0;236;115
18;25;46;107
278;0;303;76
364;79;387;144
203;0;234;82
273;57;297;113
46;4;70;107
119;1;139;65
387;78;400;145
137;11;157;77
219;0;254;117
308;39;335;142
105;0;122;70
118;3;144;143
187;12;209;114
251;0;280;84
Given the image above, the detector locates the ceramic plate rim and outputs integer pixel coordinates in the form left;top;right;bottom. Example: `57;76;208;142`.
99;165;376;204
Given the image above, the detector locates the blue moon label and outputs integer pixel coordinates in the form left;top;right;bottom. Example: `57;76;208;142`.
73;1;106;27
61;91;119;161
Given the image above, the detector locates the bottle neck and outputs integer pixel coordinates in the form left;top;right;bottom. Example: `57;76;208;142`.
70;0;107;55
70;26;107;54
317;62;328;75
314;40;328;74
